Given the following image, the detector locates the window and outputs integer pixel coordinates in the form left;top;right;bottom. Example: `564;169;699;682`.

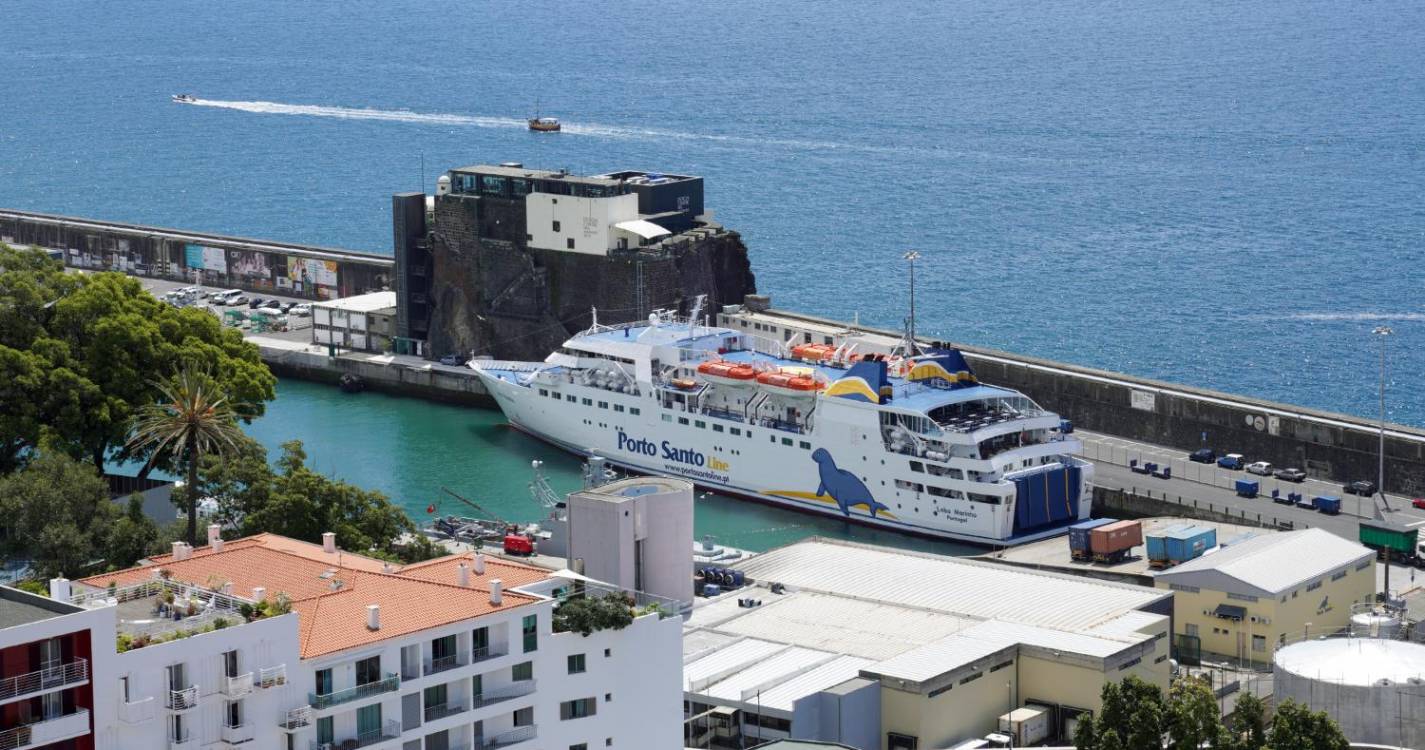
472;626;490;657
513;661;534;681
614;404;625;412
571;745;589;750
514;707;534;727
597;401;608;409
561;697;598;720
553;220;562;232
989;660;1014;672
357;704;382;738
567;238;576;250
314;668;332;696
713;424;724;432
1253;635;1266;652
317;716;334;745
568;654;586;674
888;732;919;750
523;614;538;652
1226;592;1257;602
354;656;381;686
604;648;611;657
959;672;982;685
567;394;576;402
895;479;924;492
909;461;924;473
223;650;239;678
1332;570;1347;581
731;427;741;436
695;420;706;429
539;388;547;396
1307;580;1322;592
1185;623;1198;637
800;441;811;449
582;398;592;406
424;683;447;713
781;437;793;446
678;417;689;425
1168;583;1200;594
1117;656;1142;671
630;407;640;415
662;413;672;422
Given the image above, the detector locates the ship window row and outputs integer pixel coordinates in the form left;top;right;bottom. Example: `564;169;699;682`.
908;461;965;480
664;412;753;438
540;388;638;414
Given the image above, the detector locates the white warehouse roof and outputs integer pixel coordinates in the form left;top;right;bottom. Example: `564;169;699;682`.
1154;528;1373;596
314;290;396;313
734;538;1169;631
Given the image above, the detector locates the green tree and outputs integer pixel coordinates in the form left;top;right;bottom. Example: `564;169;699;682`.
1167;675;1227;750
552;593;636;636
128;365;246;545
1266;700;1349;750
0;245;274;474
0;453;121;577
1226;692;1268;750
103;495;164;573
1073;711;1099;750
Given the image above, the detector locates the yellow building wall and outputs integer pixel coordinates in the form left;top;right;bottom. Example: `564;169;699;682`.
1017;650;1167;715
1159;559;1375;661
880;670;1019;750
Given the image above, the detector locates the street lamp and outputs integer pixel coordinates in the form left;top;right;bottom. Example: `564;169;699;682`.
903;250;920;354
1373;325;1393;517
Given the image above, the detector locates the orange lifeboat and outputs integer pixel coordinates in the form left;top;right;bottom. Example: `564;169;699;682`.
790;343;837;362
697;359;758;387
756;369;824;397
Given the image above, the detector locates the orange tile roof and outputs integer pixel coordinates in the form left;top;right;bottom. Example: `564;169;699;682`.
76;534;547;659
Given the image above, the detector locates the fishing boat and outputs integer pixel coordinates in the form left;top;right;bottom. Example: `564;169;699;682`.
528;117;561;132
171;94;196;103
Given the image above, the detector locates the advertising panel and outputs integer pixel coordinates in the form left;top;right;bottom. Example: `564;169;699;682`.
184;244;229;273
229;249;273;279
287;256;338;287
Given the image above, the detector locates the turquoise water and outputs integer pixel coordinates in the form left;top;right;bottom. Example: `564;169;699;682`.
244;378;966;554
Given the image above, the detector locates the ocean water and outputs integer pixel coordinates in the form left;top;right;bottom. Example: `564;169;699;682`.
4;0;1422;425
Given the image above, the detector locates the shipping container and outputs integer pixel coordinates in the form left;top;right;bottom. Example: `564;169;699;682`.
998;707;1050;747
1235;479;1259;498
1360;521;1417;554
1069;518;1116;558
1294;495;1316;510
1316;496;1341;515
1163;525;1217;563
1145;523;1193;562
1090;520;1143;562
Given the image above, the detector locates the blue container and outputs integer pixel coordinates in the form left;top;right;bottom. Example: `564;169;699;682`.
1315;496;1341;515
1069;518;1116;554
1164;525;1217;563
1146;523;1193;561
1235;479;1259;498
1059;419;1075;434
702;583;721;597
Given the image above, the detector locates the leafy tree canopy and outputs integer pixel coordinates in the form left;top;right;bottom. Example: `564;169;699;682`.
0;245;275;474
552;592;636;636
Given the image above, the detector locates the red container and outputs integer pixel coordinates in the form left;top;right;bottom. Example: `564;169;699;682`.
1089;520;1143;555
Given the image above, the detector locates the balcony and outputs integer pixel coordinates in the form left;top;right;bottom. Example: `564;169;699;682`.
258;664;287;689
423;653;467;676
0;709;91;750
279;706;313;731
476;726;537;750
309;673;399;710
169;727;195;749
471;680;536;709
0;658;89;704
311;719;401;750
424;700;466;722
470;645;508;665
222;672;254;698
119;696;156;725
221;721;254;746
168;685;199;711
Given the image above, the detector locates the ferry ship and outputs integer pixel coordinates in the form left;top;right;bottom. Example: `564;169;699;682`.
470;303;1092;546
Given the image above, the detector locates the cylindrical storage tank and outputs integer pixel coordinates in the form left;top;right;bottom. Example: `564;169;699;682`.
1350;611;1402;639
1273;638;1425;749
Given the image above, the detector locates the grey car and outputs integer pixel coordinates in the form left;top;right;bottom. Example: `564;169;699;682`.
1274;467;1306;483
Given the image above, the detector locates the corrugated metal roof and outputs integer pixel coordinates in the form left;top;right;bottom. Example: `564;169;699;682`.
701;646;840;704
868;619;1150;683
703;591;979;660
682;628;740;663
756;655;877;712
1154;528;1373;594
1086;610;1169;640
735;539;1167;631
684;638;788;691
868;631;1010;682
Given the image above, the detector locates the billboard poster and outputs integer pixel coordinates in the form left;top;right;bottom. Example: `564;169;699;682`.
287;256;338;287
186;244;228;273
185;244;204;269
229;249;273;279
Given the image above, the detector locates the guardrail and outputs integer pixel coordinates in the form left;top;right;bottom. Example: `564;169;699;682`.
167;686;198;711
259;664;287;689
309;673;400;710
0;659;88;702
424;701;466;722
472;680;536;708
424;653;466;676
120;696;156;725
222;672;253;697
478;725;537;749
0;709;91;750
279;706;313;730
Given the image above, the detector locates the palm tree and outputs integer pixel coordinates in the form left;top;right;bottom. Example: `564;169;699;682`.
128;364;246;545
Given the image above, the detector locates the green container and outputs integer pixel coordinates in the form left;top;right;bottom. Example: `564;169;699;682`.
1359;520;1417;554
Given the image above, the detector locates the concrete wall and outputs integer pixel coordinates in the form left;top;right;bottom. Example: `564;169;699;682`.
791;678;880;750
525;193;639;255
254;340;494;407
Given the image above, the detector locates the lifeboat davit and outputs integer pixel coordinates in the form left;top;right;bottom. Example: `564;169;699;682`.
790;343;837;362
756;369;823;397
697;359;758;387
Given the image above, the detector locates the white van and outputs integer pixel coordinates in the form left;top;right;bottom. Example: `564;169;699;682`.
213;289;244;305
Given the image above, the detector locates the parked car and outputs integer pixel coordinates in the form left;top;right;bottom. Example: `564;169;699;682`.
1216;453;1246;470
1412;497;1425;510
439;354;464;366
1245;461;1273;476
261;299;282;310
289;303;311;317
248;297;266;309
1188;448;1216;464
228;295;249;306
1343;480;1378;496
280;302;296;313
1274;467;1307;483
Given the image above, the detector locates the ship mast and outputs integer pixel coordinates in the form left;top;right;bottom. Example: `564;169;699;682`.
900;250;922;357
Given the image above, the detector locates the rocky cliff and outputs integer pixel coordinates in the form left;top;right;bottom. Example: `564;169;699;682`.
427;194;756;361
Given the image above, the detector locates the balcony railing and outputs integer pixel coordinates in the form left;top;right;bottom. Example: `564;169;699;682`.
309;673;399;710
423;653;467;676
424;700;466;722
470;645;508;665
0;709;91;750
119;696;156;724
168;685;199;711
312;719;402;750
221;722;253;745
258;664;287;689
222;672;254;697
477;725;537;750
279;706;313;731
0;659;89;703
471;680;536;709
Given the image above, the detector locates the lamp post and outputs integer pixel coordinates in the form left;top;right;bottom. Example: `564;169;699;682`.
903;250;920;354
1373;325;1393;517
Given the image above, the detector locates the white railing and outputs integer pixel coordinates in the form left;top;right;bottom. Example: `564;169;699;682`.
168;685;199;711
0;659;88;702
222;672;253;697
473;680;537;707
423;652;467;675
119;696;156;724
0;709;91;750
279;705;313;730
220;722;253;745
259;664;287;689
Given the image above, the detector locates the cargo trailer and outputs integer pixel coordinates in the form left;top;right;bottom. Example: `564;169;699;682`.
1235;479;1259;498
1068;518;1116;560
1316;496;1341;515
1090;520;1142;563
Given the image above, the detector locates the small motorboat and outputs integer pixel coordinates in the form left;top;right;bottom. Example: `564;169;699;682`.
528;117;561;132
172;93;196;103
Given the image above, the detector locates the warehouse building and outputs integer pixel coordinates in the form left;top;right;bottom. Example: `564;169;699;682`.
1152;528;1375;665
311;290;397;353
683;538;1174;750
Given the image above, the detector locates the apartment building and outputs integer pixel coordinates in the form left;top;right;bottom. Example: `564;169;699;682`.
56;527;681;750
0;584;117;750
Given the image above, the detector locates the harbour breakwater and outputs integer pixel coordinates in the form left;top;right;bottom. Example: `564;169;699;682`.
4;208;1422;495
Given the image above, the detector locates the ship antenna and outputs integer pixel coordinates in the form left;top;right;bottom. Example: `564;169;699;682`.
902;250;922;357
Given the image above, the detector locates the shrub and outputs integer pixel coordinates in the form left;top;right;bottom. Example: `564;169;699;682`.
213;617;230;630
552;592;635;637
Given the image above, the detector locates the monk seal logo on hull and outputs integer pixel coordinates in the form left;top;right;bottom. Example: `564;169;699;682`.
812;448;890;518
